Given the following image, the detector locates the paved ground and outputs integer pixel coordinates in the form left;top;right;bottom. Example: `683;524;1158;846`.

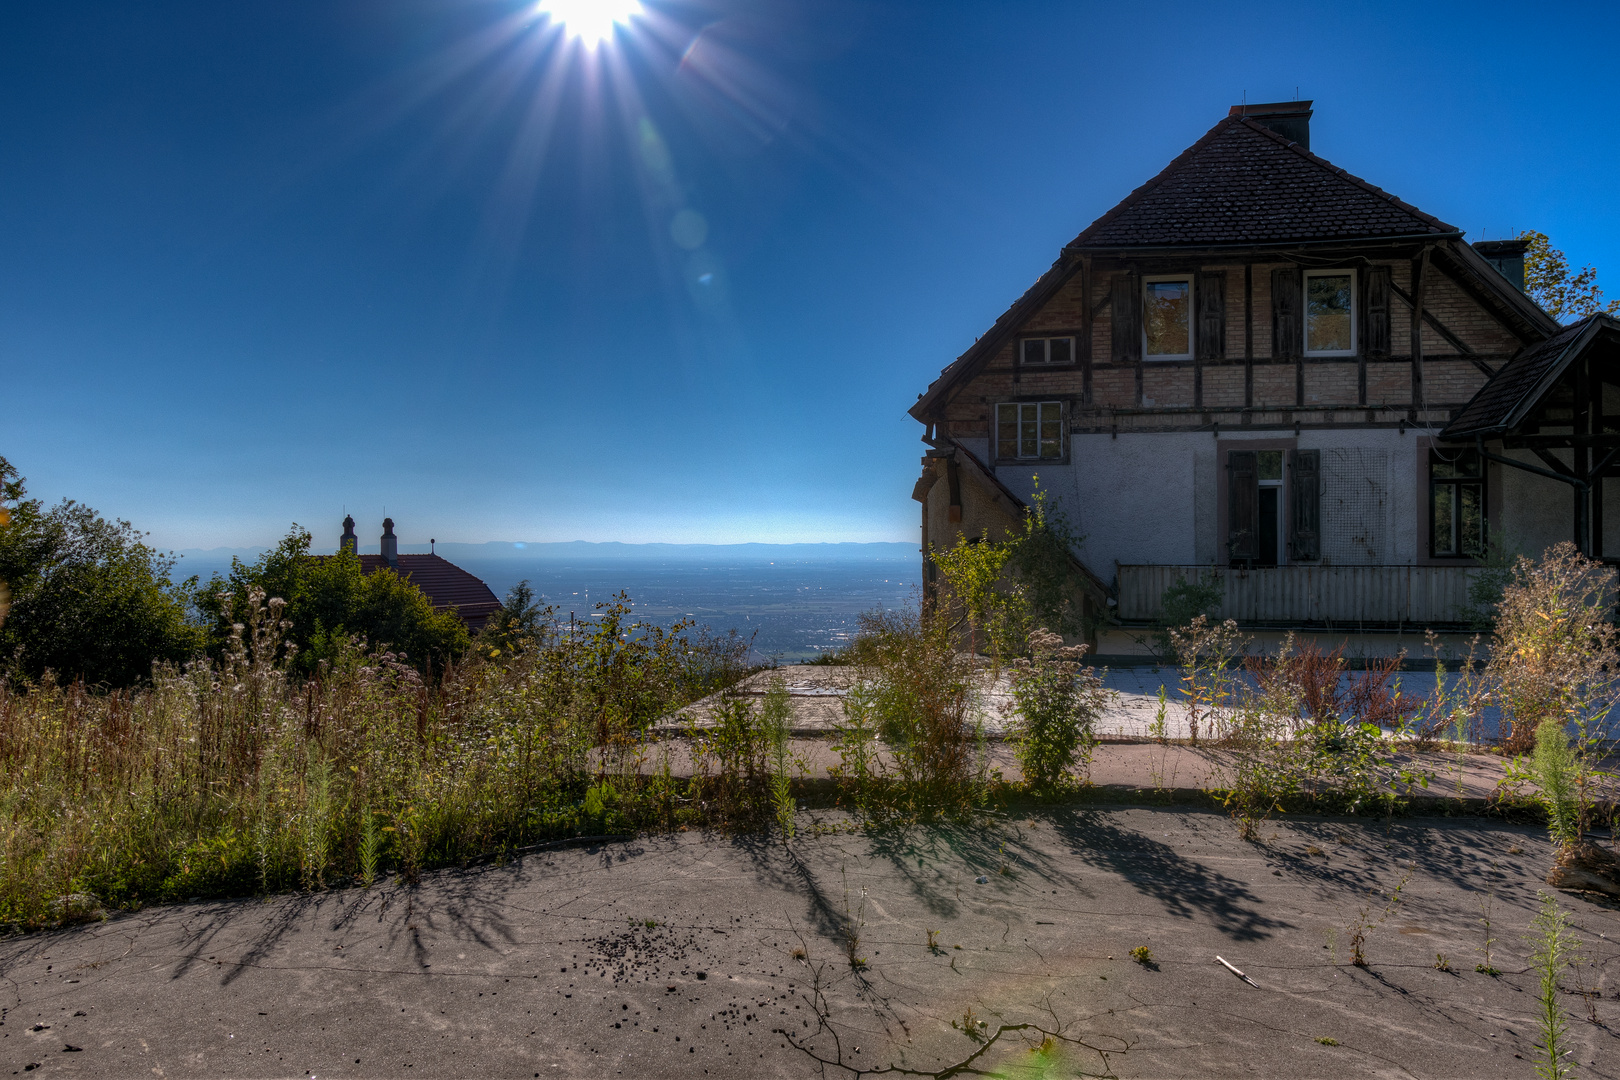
4;808;1618;1078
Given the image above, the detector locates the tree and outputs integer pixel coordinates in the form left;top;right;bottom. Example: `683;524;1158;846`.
194;526;469;674
1520;230;1620;322
0;457;203;686
477;579;548;656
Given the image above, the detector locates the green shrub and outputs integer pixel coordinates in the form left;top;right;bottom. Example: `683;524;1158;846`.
1006;628;1108;792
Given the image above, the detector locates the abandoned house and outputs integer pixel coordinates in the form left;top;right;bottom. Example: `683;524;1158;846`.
910;100;1619;651
334;515;503;631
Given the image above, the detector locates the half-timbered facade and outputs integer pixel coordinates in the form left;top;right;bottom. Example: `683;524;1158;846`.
910;101;1598;635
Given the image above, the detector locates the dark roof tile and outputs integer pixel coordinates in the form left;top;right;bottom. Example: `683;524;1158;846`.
1070;117;1456;249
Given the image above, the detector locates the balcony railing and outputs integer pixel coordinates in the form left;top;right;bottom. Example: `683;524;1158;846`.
1115;564;1481;628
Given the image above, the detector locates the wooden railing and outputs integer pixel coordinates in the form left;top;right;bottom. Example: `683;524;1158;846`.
1114;564;1481;628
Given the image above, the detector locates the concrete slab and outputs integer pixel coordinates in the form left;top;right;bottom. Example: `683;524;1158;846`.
4;809;1617;1078
665;664;1498;742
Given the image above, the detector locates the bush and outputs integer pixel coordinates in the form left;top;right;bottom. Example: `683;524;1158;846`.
1486;542;1620;756
1005;628;1108;792
846;605;985;815
0;458;202;686
193;527;469;674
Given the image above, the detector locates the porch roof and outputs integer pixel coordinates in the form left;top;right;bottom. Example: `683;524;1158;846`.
1441;313;1620;439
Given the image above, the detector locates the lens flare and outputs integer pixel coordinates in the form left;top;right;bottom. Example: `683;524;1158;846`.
535;0;644;48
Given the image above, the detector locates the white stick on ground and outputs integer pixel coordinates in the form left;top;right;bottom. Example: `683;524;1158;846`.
1216;955;1259;987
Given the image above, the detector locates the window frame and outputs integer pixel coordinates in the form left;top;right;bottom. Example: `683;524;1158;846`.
1302;268;1358;357
1141;274;1195;362
994;400;1066;462
1428;448;1486;559
1018;335;1077;368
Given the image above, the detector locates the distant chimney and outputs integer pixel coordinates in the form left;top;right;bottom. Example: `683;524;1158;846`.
381;518;398;569
340;514;357;555
1473;239;1529;294
1230;100;1313;150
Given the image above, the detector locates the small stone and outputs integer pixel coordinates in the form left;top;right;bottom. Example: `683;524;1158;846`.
975;876;989;884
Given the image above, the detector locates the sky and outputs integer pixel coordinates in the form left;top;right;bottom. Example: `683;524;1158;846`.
3;0;1618;552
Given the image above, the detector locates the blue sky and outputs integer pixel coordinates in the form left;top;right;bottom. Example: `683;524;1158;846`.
3;0;1617;550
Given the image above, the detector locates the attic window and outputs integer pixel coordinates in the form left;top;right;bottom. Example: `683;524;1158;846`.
1304;270;1355;356
1143;277;1192;360
1021;336;1075;366
996;402;1063;461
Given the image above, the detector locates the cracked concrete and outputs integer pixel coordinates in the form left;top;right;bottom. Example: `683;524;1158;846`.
2;809;1617;1078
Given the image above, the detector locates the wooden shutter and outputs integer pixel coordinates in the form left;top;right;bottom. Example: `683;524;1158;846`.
1289;449;1321;562
1271;267;1302;359
1363;266;1391;358
1227;450;1259;564
1110;273;1141;362
1197;271;1226;360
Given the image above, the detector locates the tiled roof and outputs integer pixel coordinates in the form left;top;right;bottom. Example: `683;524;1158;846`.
1069;117;1457;249
356;554;503;629
1442;315;1617;438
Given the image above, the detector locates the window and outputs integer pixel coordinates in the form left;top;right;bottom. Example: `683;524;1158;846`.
1430;449;1485;557
1256;450;1283;567
1304;270;1355;355
996;402;1063;460
1020;336;1075;366
1143;277;1192;360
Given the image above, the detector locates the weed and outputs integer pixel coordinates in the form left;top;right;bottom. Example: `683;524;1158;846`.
1527;891;1581;1080
926;929;941;952
1315;1036;1339;1046
840;869;867;970
791;947;807;961
358;807;381;888
761;675;796;842
1129;946;1152;965
1476;891;1498;974
1004;628;1110;793
1346;870;1411;967
1434;952;1451;972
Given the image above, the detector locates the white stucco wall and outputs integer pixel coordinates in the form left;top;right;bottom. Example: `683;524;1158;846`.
990;428;1427;581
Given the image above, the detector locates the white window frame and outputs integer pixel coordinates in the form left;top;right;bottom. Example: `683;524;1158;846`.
1142;274;1194;361
995;401;1065;462
1303;268;1358;357
1018;336;1076;366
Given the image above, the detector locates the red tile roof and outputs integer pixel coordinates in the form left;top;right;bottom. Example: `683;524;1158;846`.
355;554;503;631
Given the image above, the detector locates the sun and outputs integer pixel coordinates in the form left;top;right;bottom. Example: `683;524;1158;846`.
535;0;645;48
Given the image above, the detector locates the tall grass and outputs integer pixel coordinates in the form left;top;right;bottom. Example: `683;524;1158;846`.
0;589;749;930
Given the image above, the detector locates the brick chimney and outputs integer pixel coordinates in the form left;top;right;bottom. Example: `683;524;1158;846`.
380;518;398;569
1473;239;1529;294
1231;100;1313;150
340;514;357;555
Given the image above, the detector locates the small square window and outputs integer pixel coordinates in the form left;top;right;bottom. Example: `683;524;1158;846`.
1019;337;1075;366
996;402;1064;460
1144;278;1192;360
1257;450;1283;482
1304;271;1355;355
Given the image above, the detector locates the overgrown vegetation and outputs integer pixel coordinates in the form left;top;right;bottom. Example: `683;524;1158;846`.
1521;229;1620;321
0;589;749;930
